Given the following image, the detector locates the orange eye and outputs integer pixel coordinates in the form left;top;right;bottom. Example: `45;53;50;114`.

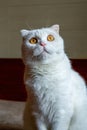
29;38;38;44
47;35;54;41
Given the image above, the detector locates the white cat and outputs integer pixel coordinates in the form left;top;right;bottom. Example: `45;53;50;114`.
20;25;87;130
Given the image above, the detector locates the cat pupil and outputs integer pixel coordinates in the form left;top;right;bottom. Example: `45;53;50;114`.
47;35;54;41
29;38;37;44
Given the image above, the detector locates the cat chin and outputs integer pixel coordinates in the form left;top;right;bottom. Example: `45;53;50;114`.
32;51;49;61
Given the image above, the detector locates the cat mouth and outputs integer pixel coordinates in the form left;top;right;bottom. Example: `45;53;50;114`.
33;47;52;58
40;48;51;55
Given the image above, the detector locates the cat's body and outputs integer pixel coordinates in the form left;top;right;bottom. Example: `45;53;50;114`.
20;25;87;130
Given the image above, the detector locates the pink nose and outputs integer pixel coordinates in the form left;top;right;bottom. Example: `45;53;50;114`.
40;42;46;46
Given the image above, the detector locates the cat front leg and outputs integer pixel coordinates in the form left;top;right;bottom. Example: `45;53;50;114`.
36;118;47;130
51;108;73;130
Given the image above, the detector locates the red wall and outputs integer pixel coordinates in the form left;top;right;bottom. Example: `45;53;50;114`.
0;59;87;101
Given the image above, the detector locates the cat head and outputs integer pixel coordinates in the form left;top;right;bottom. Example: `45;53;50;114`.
20;24;65;65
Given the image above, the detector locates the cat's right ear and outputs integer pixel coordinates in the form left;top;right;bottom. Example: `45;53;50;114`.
20;29;29;37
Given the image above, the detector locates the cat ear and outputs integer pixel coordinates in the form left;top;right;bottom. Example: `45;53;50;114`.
20;29;29;37
51;24;59;33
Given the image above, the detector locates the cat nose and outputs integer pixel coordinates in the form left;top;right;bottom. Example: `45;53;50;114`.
40;42;46;46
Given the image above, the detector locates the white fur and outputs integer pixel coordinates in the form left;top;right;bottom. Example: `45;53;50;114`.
20;25;87;130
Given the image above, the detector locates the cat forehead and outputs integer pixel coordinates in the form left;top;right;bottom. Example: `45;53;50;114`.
28;28;56;37
21;25;60;38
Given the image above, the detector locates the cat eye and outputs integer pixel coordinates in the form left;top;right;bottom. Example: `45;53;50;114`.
47;35;55;41
29;37;38;44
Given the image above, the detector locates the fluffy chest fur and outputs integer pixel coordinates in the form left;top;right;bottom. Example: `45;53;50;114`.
24;58;73;123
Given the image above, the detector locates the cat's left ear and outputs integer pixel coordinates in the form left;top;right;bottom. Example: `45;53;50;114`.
20;29;29;37
51;24;59;33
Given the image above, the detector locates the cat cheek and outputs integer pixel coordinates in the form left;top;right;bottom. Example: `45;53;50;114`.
46;45;56;54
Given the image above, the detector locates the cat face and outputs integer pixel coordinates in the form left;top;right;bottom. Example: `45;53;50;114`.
20;25;64;64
